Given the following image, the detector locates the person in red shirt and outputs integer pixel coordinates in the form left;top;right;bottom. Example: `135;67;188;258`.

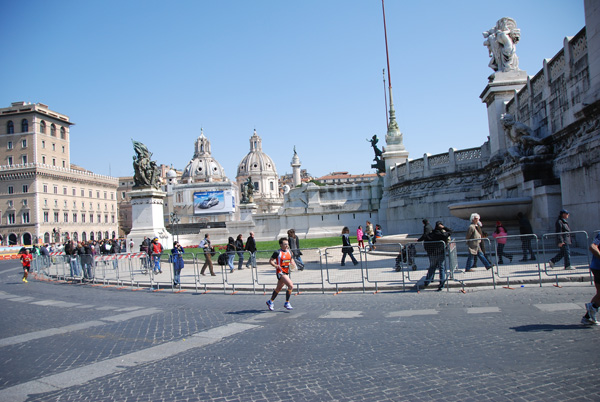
151;237;163;274
20;248;32;283
266;237;296;311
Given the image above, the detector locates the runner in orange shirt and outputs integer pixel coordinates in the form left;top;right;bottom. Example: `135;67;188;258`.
266;237;296;310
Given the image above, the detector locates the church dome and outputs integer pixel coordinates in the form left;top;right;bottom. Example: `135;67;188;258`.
237;130;277;177
182;130;227;183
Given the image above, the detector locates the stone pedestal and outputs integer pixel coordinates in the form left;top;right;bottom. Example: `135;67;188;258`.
127;188;173;250
480;70;528;157
239;203;258;221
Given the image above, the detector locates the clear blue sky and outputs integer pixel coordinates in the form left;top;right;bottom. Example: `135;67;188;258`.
0;0;585;180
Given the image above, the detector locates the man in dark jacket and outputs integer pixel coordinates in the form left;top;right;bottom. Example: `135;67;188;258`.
423;221;453;291
548;209;574;270
418;219;435;269
244;232;257;268
517;212;535;261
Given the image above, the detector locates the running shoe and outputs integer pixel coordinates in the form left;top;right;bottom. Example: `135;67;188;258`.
581;316;599;325
266;300;274;311
284;301;293;310
586;302;598;323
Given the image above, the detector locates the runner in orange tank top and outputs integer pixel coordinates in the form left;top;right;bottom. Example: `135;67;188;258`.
266;237;296;310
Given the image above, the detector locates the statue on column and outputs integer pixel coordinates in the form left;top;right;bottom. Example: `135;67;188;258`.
241;176;254;204
483;17;521;73
132;140;161;189
367;135;385;174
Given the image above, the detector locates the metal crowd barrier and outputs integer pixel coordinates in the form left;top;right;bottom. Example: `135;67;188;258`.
447;238;496;290
492;234;542;288
324;245;366;294
541;231;591;286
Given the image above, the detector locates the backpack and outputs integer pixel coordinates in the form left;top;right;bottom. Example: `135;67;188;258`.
217;253;227;266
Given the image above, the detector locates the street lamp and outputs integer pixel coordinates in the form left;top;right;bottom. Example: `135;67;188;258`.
170;212;180;242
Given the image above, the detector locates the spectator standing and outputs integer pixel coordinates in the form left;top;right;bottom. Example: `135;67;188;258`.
423;221;452;291
357;226;365;249
171;241;185;286
151;237;163;274
287;229;304;270
341;227;359;266
517;212;536;261
129;238;135;253
366;221;375;251
493;221;513;264
82;241;94;280
226;237;236;273
266;237;295;311
465;213;493;272
548;209;574;270
418;219;435;270
235;234;245;270
581;232;600;325
244;232;257;268
40;244;50;268
199;234;215;276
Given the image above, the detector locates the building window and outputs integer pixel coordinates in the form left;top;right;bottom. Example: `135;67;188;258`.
22;199;27;206
96;191;100;198
104;191;107;199
7;121;14;134
52;143;55;151
97;214;101;223
62;146;65;153
89;190;92;197
21;139;26;148
60;127;66;139
22;212;29;224
81;201;84;209
8;186;13;194
43;212;49;222
110;192;114;200
40;121;46;134
50;124;56;137
53;186;58;194
81;189;84;197
21;155;27;164
54;199;58;207
72;188;76;196
82;214;85;223
54;212;59;222
7;156;13;166
89;214;93;223
104;214;108;223
73;201;76;208
22;185;28;193
41;140;45;149
42;156;46;164
270;182;274;191
64;213;68;223
89;202;92;209
121;191;126;199
62;161;66;168
52;158;56;166
111;215;115;223
8;200;13;207
21;119;28;132
44;199;47;206
64;200;67;207
7;213;15;224
7;141;12;150
73;213;77;223
63;187;67;195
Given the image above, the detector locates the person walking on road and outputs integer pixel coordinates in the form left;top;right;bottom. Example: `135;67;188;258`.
582;232;600;325
423;221;452;291
266;237;296;311
548;209;574;270
235;234;245;270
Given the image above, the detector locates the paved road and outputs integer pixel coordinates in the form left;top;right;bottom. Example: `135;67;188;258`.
0;259;599;401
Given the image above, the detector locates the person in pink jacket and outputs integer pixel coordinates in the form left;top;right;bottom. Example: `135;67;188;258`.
493;221;513;264
357;226;365;249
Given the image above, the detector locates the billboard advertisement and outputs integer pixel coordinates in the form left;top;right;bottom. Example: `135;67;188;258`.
193;190;235;215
